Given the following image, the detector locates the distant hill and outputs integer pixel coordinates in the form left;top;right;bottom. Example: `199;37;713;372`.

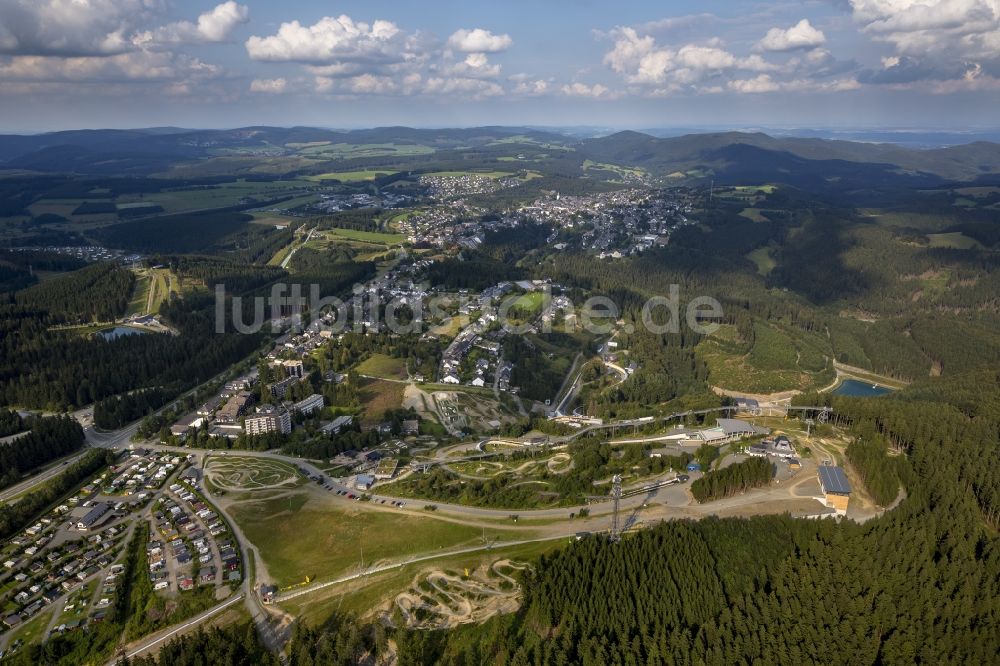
0;125;571;174
579;130;1000;182
1;125;998;187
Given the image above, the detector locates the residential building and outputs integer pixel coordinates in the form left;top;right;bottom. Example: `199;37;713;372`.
216;391;254;424
244;406;292;436
292;393;324;415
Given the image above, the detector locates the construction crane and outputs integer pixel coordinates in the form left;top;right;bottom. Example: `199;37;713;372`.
609;474;623;542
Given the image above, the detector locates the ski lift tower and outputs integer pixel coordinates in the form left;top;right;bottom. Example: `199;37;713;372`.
609;474;623;543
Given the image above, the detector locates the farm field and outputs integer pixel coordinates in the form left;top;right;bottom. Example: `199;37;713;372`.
116;179;313;213
307;170;397;182
298;142;434;159
926;232;984;249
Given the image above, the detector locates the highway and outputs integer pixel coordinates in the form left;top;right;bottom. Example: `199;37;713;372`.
0;450;89;502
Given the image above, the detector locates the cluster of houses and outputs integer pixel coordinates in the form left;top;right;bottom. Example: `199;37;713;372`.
0;463;142;636
147;478;239;593
101;450;178;496
419;173;522;200
519;188;698;258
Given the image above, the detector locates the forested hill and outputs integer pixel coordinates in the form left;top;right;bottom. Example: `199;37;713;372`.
13;262;133;323
387;373;1000;665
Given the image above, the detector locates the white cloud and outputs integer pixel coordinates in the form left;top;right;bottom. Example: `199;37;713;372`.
727;74;780;93
134;2;249;47
446;28;512;53
757;19;826;52
446;52;502;78
512;78;549;95
603;27;778;89
0;50;220;83
245;15;406;63
851;0;1000;59
250;77;286;93
423;76;503;97
561;82;610;97
0;0;155;57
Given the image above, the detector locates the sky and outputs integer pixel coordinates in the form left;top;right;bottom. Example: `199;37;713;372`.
0;0;999;132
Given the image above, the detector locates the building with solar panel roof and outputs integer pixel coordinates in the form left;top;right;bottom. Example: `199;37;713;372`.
818;465;852;514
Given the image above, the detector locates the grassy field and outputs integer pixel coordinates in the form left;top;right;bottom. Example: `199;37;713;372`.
126;272;151;316
746;247;776;275
278;538;563;625
739;208;769;222
358;378;406;424
356;353;408;380
430;315;465;339
116;179;313;214
582;160;646;179
926;232;984;249
228;493;532;587
325;228;405;244
299;143;434;159
307;170;397;182
422;170;513;178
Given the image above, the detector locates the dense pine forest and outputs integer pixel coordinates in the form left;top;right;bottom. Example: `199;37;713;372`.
690;457;773;502
13;262;134;323
0;414;84;490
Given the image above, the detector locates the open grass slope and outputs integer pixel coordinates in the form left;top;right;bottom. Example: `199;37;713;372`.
278;539;561;625
228;492;530;587
356;354;408;380
697;322;834;393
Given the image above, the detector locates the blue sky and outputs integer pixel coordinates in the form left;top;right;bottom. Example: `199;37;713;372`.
0;0;998;131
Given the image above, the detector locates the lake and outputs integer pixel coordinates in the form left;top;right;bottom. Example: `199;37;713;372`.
832;379;894;397
97;326;147;341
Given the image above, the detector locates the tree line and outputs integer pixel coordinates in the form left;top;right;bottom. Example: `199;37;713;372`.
690;456;773;503
0;449;112;541
0;414;84;490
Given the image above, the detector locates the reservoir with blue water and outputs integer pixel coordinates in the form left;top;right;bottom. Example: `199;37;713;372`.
832;379;894;397
97;326;147;341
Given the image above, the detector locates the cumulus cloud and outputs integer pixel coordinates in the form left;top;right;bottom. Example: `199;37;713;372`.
0;0;154;57
250;77;287;93
852;0;1000;60
512;77;549;95
0;50;220;83
134;2;249;47
848;0;1000;87
245;15;406;64
756;19;826;51
446;52;502;78
561;82;610;97
446;28;512;53
603;27;777;89
727;74;780;93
